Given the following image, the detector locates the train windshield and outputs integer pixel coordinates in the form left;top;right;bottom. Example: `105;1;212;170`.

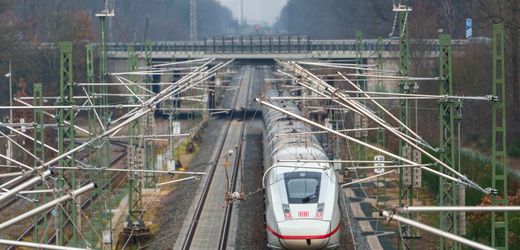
284;172;321;204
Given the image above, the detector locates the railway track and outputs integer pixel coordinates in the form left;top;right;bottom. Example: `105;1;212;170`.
181;66;253;249
218;66;253;249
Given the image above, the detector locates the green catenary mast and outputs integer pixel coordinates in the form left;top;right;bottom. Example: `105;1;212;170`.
438;34;462;250
491;23;508;250
397;6;415;250
33;83;45;243
57;41;78;246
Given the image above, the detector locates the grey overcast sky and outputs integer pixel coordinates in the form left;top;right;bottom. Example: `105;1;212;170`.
216;0;288;25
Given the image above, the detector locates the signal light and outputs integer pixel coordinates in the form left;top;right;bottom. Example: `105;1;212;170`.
316;203;324;220
282;204;292;220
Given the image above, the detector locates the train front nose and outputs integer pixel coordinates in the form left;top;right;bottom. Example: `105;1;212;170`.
276;220;334;249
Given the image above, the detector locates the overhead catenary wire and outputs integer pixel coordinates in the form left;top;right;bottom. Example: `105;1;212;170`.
341;170;397;187
0;121;92;169
0;239;87;250
279;61;490;193
286;66;437;152
14;98;92;136
255;97;487;192
0;59;234;203
109;59;216;125
398;206;520;213
381;210;494;250
52;166;206;176
0;183;96;230
256;98;460;183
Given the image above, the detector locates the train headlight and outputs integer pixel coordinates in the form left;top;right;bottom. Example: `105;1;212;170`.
282;204;292;220
316;203;324;220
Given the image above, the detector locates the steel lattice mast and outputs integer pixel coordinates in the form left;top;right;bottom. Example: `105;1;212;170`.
438;34;462;250
97;4;114;247
33;83;45;243
354;31;367;161
375;36;386;210
121;43;152;243
56;41;78;246
376;36;386;149
396;5;417;249
491;23;508;250
144;40;157;188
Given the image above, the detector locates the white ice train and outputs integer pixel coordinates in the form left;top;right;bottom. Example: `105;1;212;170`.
262;89;341;249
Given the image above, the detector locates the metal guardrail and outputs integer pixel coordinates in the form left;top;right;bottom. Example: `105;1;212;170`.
106;36;475;55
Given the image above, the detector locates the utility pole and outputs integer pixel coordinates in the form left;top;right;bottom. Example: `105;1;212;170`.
8;61;12;129
241;0;244;25
5;61;12;167
143;16;150;42
190;0;198;41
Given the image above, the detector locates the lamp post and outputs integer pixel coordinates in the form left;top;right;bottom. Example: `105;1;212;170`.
4;61;12;165
4;61;12;124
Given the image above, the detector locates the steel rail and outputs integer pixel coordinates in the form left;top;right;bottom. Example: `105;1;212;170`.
182;66;246;250
181;89;240;249
218;67;252;250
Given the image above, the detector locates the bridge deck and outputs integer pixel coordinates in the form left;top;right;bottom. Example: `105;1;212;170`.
107;36;475;60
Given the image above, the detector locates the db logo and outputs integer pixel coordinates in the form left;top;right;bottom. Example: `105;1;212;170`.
298;211;309;217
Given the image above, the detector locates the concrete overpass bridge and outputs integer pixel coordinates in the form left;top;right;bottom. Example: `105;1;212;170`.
107;35;472;61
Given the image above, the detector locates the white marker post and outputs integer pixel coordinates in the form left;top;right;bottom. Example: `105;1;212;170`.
374;155;385;174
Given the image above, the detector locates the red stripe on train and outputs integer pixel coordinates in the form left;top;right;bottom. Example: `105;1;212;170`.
266;223;340;240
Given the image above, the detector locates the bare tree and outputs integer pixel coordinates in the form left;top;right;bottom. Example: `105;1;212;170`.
478;0;520;125
439;0;456;34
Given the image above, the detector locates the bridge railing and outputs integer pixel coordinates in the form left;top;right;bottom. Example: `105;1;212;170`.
106;36;479;55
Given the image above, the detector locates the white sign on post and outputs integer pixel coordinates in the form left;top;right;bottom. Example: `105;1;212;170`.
172;121;181;135
374;155;385;174
103;230;112;244
157;155;163;171
20;118;26;133
168;160;176;173
333;159;342;171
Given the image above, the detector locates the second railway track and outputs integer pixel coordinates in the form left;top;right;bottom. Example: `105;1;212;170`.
180;66;254;250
